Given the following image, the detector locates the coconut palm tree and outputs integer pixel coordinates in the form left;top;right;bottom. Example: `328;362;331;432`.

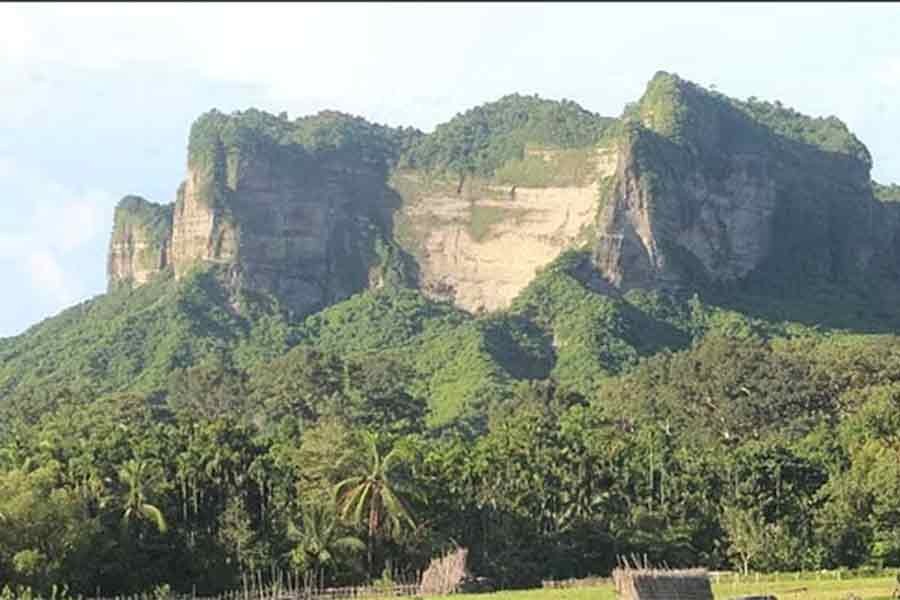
118;459;168;535
288;502;366;590
333;433;416;576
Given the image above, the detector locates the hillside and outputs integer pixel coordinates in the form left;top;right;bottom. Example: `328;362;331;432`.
4;71;900;595
5;71;900;427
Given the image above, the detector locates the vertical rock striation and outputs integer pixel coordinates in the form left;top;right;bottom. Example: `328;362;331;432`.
107;195;173;290
592;72;891;293
107;75;900;316
110;109;408;316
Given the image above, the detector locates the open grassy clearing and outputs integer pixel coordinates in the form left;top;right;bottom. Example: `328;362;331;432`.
713;576;897;600
430;576;899;600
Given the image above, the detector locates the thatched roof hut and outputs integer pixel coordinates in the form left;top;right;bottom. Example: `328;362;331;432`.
613;566;714;600
419;547;470;596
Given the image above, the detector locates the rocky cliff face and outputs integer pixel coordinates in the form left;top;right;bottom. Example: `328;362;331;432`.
108;106;617;316
107;75;900;316
592;72;890;293
107;196;172;290
109;110;404;316
394;146;617;312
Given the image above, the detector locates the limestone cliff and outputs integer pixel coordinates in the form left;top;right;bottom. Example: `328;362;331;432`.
393;146;617;312
592;72;889;294
107;76;900;317
107;195;172;290
110;109;409;316
108;102;614;316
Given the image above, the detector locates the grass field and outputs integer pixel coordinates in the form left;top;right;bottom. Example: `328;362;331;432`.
433;575;899;600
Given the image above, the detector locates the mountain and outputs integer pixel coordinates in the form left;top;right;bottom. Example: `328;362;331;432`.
594;72;898;295
3;71;900;429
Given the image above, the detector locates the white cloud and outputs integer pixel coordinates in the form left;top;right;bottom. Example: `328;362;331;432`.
0;5;33;65
4;2;897;134
876;58;900;88
0;156;113;314
0;3;509;128
25;250;77;307
32;188;108;253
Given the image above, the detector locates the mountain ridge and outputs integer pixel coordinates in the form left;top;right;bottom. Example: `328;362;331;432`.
5;70;900;429
106;71;899;314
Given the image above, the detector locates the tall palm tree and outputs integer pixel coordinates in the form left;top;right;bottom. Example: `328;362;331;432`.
119;459;168;535
288;502;366;590
333;433;416;576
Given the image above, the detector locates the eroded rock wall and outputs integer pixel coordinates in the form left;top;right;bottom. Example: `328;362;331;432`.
110;134;396;316
167;145;396;313
107;196;172;290
394;147;616;312
169;167;235;276
592;74;885;293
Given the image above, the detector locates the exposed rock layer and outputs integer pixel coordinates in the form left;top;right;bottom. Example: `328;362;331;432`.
395;171;608;312
108;73;900;315
107;196;172;290
592;74;892;293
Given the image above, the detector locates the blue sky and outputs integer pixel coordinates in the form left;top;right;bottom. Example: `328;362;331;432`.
2;2;899;337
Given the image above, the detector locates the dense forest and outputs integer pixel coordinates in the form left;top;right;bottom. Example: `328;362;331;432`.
3;255;900;596
3;72;900;596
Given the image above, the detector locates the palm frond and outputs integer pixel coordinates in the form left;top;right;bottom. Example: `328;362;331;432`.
286;518;303;542
333;535;367;554
121;508;133;530
352;484;373;527
334;477;364;503
382;445;409;474
381;485;416;530
140;503;168;533
366;433;380;475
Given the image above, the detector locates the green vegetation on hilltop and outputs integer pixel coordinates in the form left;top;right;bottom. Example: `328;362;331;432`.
295;287;546;428
510;251;690;396
299;287;466;357
875;181;900;202
494;146;599;187
0;267;298;415
732;96;871;165
112;196;173;245
633;71;871;166
187;108;422;170
186;97;615;188
402;94;614;177
631;71;695;142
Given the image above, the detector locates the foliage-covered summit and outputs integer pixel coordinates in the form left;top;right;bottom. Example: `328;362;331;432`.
875;181;900;202
112;195;173;245
401;93;615;177
187;108;423;169
631;71;872;167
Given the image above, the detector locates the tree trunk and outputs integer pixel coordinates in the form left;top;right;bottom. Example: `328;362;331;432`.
368;508;376;578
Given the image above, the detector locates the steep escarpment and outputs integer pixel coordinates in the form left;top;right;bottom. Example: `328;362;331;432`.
107;195;173;290
108;95;620;316
593;72;891;294
105;75;900;320
392;94;617;312
112;109;420;316
393;145;617;312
